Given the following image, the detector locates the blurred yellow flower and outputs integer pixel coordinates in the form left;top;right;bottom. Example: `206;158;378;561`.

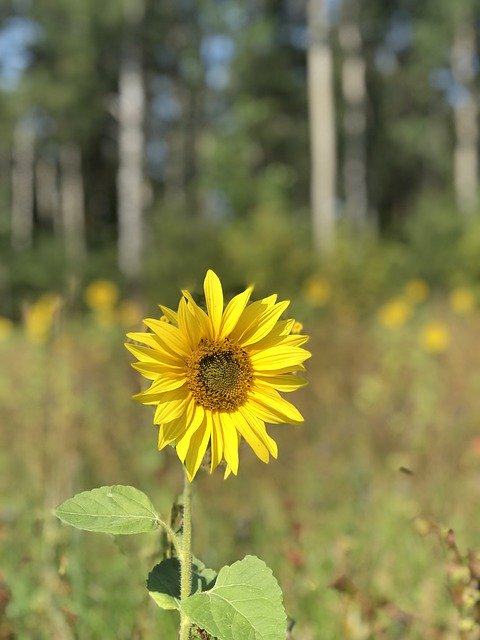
303;275;331;307
377;297;412;328
118;300;143;328
25;294;61;344
404;278;429;303
291;321;303;334
420;321;450;353
450;286;476;316
0;316;14;341
84;279;119;312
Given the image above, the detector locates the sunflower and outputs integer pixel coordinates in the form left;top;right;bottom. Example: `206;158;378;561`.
126;270;310;481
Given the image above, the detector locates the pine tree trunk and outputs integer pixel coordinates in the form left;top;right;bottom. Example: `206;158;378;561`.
452;20;478;214
59;143;86;264
339;2;368;229
307;0;337;253
117;0;145;281
11;118;35;251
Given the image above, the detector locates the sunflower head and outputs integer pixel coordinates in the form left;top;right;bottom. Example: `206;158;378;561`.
126;270;310;481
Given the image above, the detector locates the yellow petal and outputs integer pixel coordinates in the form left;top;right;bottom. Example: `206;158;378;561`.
158;305;178;324
247;320;295;353
204;270;223;338
229;297;276;343
184;417;212;481
250;345;311;371
127;332;162;349
158;413;188;449
147;389;190;421
210;412;224;473
143;319;190;358
176;296;200;349
281;334;310;348
219;412;239;475
131;360;184;380
230;408;270;463
182;290;212;338
219;286;253;338
239;300;290;347
247;387;304;424
147;375;186;393
175;403;205;461
255;375;307;393
240;410;278;458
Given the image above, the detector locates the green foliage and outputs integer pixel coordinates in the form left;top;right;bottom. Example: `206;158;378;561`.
55;485;160;535
182;556;286;640
147;557;217;611
221;208;313;294
401;192;465;284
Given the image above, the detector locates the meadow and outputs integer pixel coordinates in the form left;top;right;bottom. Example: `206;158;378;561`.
2;271;480;640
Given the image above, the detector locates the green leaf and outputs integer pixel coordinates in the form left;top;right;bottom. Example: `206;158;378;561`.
54;485;160;535
181;555;286;640
147;558;181;610
147;556;217;611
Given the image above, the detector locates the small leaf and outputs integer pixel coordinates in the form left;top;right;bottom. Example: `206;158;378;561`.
191;556;217;594
181;555;286;640
147;558;181;610
147;556;217;611
55;485;160;535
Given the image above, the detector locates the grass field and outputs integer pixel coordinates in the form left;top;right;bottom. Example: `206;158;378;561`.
2;284;480;639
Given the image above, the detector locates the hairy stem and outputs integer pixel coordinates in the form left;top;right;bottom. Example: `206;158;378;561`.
179;469;192;640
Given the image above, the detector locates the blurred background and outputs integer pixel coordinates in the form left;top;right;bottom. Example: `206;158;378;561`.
2;0;480;638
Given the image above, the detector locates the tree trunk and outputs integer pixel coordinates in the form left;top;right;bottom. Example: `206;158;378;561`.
451;20;478;214
59;143;86;264
36;154;61;234
339;2;368;230
117;0;145;281
307;0;337;253
11;118;35;251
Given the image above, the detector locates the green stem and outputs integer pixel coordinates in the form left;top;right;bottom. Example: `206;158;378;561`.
179;468;192;640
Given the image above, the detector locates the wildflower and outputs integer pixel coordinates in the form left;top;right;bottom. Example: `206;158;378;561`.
450;287;476;316
420;321;450;353
24;294;61;344
84;279;119;313
291;321;303;334
0;317;13;341
303;275;331;307
404;278;429;303
377;297;412;328
126;270;310;480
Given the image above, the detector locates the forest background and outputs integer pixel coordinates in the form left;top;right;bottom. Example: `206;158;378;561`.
2;0;480;638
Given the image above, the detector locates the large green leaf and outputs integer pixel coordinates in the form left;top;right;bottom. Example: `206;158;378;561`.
147;556;217;611
55;485;160;535
181;555;286;640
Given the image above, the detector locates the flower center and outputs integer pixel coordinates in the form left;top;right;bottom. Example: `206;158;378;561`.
186;338;253;412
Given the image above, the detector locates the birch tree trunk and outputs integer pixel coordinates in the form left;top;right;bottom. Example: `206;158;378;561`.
451;20;478;214
339;2;368;229
59;143;86;264
11;118;35;251
307;0;337;253
117;0;145;281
